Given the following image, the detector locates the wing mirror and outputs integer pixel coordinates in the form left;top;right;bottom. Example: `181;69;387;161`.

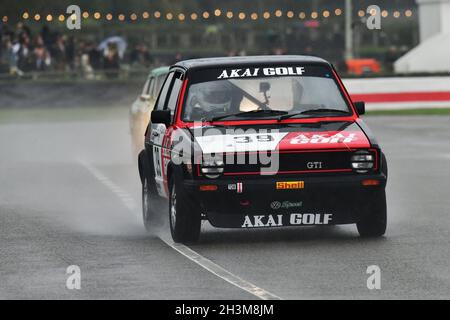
354;101;365;115
151;110;172;127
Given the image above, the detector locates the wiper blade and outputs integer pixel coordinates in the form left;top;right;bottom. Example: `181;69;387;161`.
210;110;288;122
278;109;350;121
300;108;350;115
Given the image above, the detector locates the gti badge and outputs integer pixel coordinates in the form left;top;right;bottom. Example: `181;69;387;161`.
307;161;323;169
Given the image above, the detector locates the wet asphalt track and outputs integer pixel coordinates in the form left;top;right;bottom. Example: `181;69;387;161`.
1;108;449;299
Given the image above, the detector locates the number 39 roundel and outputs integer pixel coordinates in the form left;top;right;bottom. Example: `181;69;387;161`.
194;132;289;153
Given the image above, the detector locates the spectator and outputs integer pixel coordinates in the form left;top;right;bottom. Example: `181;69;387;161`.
17;31;33;72
103;42;120;78
3;36;23;76
41;25;53;50
88;43;102;70
34;44;51;71
52;34;67;71
66;36;75;69
130;43;151;67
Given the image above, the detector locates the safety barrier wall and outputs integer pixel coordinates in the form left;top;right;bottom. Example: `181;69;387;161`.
343;76;450;110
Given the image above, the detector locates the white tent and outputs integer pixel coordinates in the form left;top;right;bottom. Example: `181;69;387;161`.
395;0;450;73
394;32;450;73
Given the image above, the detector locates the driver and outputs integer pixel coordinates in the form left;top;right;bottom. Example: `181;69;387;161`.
188;81;233;120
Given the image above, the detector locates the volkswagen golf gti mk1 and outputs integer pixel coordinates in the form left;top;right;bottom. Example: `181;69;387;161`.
137;56;388;243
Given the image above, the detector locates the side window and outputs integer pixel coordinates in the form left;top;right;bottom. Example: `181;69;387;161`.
166;72;184;120
154;72;174;111
153;74;166;98
147;77;155;96
141;78;150;95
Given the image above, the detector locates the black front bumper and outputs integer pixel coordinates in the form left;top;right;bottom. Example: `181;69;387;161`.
183;173;387;228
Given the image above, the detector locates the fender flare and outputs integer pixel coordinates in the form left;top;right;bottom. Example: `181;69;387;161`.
166;161;186;190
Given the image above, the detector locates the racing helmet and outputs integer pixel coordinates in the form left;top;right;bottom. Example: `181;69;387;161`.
191;81;233;113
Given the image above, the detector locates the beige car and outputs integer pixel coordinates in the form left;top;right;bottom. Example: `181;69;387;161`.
129;66;169;157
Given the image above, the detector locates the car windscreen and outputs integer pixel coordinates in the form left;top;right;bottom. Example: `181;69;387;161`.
182;64;352;122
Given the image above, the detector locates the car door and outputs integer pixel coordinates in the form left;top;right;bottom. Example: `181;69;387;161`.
160;71;184;197
148;71;185;198
146;71;174;197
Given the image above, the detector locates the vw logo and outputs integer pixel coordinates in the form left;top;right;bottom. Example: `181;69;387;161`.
270;201;282;210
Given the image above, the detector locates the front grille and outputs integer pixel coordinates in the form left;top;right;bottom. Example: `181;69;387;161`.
220;150;354;177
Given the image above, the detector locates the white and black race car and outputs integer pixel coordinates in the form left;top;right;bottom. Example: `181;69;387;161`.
138;56;388;243
129;66;169;157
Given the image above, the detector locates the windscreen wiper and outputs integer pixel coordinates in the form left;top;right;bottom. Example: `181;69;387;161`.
210;109;288;122
278;108;350;121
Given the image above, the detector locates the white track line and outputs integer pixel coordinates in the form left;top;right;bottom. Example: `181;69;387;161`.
79;160;282;300
79;160;137;211
158;235;282;300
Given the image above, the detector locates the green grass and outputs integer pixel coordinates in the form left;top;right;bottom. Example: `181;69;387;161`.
366;108;450;116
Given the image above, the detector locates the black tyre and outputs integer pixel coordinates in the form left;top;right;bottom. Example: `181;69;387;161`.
381;153;388;178
142;176;167;231
169;177;201;243
139;150;162;232
356;190;387;237
142;177;155;231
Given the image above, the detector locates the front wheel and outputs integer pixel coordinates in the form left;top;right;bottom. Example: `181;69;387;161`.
356;190;387;237
169;178;201;243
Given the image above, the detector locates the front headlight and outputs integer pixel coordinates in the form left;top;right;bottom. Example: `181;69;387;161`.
351;154;374;162
201;158;224;179
351;150;375;173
